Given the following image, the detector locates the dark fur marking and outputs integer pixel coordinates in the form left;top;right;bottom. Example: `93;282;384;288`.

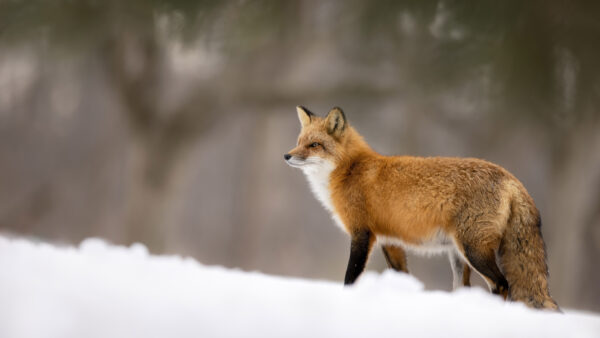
381;246;407;272
463;244;508;293
344;229;372;285
298;106;316;119
331;107;346;132
382;247;393;266
347;161;358;176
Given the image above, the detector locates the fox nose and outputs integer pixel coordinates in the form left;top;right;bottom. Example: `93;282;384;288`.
284;154;292;161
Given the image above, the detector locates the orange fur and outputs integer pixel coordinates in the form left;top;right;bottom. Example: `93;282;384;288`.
285;106;558;310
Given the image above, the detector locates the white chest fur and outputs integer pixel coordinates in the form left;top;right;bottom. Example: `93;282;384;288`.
301;159;346;232
377;230;454;257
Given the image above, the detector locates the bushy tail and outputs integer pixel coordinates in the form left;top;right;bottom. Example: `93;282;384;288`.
498;197;559;310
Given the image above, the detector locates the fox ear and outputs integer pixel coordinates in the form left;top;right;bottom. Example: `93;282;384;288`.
296;106;314;128
325;107;346;137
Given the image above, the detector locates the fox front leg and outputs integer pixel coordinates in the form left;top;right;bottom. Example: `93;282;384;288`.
382;245;408;273
344;229;374;285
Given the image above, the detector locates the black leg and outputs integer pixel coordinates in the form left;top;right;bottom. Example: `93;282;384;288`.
344;229;373;285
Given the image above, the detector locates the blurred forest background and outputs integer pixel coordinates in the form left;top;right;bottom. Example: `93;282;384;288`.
1;0;599;311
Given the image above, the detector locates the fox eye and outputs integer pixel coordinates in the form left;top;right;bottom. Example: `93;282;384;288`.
309;142;320;148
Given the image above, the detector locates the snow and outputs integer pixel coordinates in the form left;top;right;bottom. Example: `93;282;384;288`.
0;236;598;338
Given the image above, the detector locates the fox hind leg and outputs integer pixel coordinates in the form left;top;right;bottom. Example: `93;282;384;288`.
462;263;471;287
448;250;471;289
460;242;509;299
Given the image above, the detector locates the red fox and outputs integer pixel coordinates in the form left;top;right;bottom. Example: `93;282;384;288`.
284;106;558;310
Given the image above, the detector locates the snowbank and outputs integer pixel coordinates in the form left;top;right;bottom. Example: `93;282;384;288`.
0;236;598;338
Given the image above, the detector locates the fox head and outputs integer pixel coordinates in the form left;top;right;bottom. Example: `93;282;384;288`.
284;106;356;174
